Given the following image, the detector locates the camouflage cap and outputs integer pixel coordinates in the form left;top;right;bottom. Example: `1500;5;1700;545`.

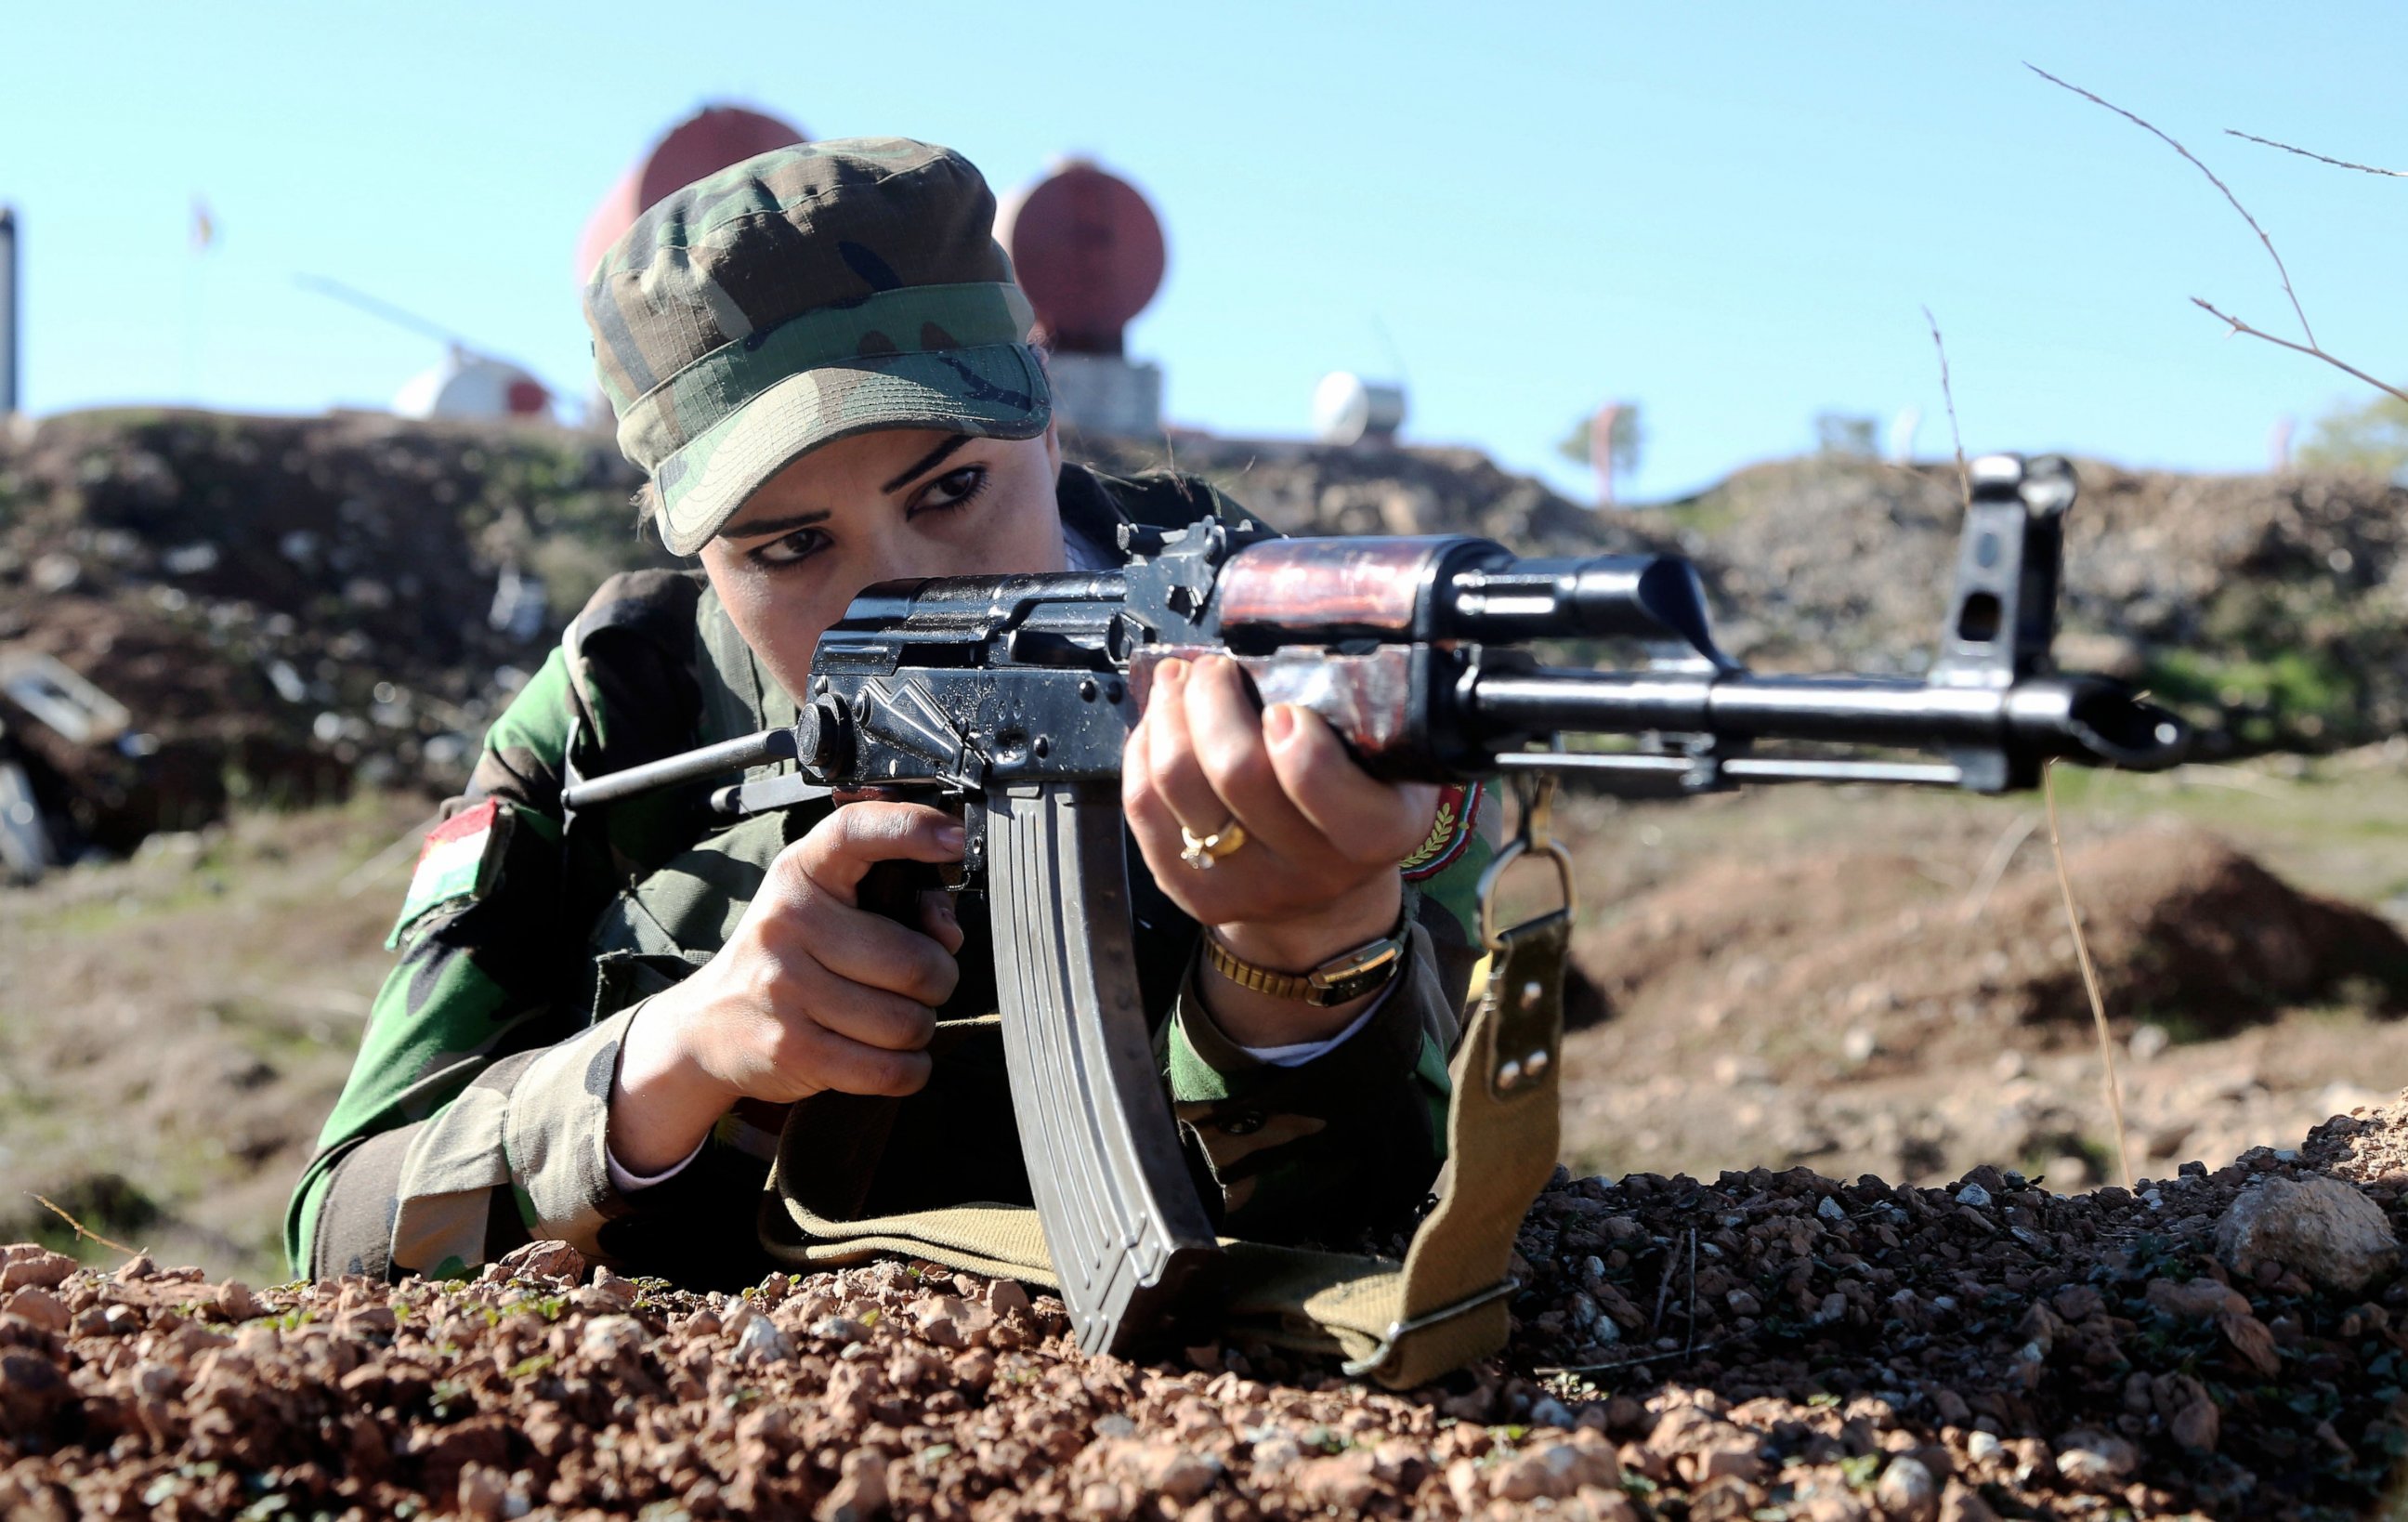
583;138;1051;556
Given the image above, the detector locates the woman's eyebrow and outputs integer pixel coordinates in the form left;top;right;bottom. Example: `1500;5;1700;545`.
718;507;829;542
880;433;973;493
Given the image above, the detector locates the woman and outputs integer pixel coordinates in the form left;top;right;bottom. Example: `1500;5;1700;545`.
287;138;1490;1287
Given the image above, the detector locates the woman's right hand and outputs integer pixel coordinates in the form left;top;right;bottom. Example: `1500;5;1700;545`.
606;800;966;1175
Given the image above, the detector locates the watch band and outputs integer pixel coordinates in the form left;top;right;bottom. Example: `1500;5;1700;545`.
1201;906;1412;1007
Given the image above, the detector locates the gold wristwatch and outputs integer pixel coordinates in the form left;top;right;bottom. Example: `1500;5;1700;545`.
1201;907;1411;1007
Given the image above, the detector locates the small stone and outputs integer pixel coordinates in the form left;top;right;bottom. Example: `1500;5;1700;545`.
728;1306;793;1363
1963;1431;2002;1465
1939;1479;2000;1522
212;1280;261;1320
112;1253;156;1282
29;553;82;593
1528;1396;1577;1430
1726;1289;1762;1318
811;1316;870;1345
587;1266;637;1305
2170;1397;2220;1452
2143;1277;2249;1320
577;1315;646;1363
984;1279;1033;1319
4;1288;68;1333
1094;1412;1138;1438
1874;1455;1937;1521
1952;1183;1992;1210
816;1449;887;1522
0;1250;77;1293
2049;1284;2104;1322
2052;1432;2138;1490
2215;1174;2400;1292
1819;1196;1848;1222
491;1240;584;1286
1290;1450;1378;1510
2218;1309;2283;1378
911;1294;994;1349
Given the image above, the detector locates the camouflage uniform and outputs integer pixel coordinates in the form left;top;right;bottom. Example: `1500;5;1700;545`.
285;138;1495;1285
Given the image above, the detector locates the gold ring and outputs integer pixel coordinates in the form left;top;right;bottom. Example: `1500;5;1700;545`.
1178;819;1248;870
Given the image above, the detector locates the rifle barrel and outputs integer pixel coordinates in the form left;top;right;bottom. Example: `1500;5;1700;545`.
1471;667;2184;769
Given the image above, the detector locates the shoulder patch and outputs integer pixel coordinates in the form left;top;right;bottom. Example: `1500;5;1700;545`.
386;799;514;948
1400;782;1482;881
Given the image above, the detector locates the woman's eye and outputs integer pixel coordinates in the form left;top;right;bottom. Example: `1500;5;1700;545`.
912;465;988;515
752;528;830;568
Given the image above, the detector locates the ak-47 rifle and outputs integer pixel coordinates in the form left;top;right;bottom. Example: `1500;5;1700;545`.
561;453;2185;1372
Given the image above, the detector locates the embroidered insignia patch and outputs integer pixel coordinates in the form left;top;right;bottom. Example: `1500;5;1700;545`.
386;798;512;948
1400;781;1483;881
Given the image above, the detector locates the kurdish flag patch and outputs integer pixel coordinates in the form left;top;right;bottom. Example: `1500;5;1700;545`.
386;798;512;948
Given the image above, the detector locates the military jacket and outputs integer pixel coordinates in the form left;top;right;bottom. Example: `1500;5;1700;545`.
286;465;1494;1287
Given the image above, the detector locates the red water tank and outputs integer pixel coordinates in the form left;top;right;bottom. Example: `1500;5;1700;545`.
576;105;809;282
998;160;1166;355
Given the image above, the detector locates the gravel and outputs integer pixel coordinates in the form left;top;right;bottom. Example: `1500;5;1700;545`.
6;1096;2408;1518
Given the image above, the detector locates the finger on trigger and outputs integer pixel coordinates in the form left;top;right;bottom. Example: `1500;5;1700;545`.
791;800;966;902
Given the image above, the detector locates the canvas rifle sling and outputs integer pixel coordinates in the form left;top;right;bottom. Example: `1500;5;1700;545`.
759;777;1571;1391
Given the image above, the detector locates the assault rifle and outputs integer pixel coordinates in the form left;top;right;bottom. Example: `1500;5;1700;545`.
562;453;2185;1373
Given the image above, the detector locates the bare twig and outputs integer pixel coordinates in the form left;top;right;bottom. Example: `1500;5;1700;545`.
1650;1240;1675;1334
1683;1227;1699;1363
2043;763;2133;1191
1537;1335;1739;1379
1956;809;2041;924
337;819;434;899
2192;298;2408;407
1921;307;1970;508
2026;63;2317;348
29;1193;137;1256
2225;129;2407;179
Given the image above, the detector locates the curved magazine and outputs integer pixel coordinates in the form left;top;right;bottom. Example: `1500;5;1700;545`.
986;781;1223;1354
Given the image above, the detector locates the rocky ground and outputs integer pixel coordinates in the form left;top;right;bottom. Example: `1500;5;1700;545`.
7;1098;2408;1520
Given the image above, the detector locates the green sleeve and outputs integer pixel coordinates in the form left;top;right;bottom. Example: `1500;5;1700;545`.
283;650;589;1277
1159;785;1497;1243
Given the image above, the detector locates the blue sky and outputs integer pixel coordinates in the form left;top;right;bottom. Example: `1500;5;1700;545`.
7;1;2402;504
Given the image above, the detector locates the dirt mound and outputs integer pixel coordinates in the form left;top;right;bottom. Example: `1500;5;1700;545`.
0;409;662;852
7;1101;2408;1519
1577;820;2408;1070
1669;456;2408;756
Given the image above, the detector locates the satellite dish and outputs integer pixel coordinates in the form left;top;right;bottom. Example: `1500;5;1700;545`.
576;104;809;282
998;160;1165;354
1311;372;1406;446
395;349;554;422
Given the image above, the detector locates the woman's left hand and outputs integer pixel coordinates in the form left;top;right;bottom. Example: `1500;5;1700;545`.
1123;654;1439;1047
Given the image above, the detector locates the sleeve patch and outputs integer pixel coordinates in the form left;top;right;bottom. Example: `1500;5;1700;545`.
1400;782;1482;882
386;798;513;948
